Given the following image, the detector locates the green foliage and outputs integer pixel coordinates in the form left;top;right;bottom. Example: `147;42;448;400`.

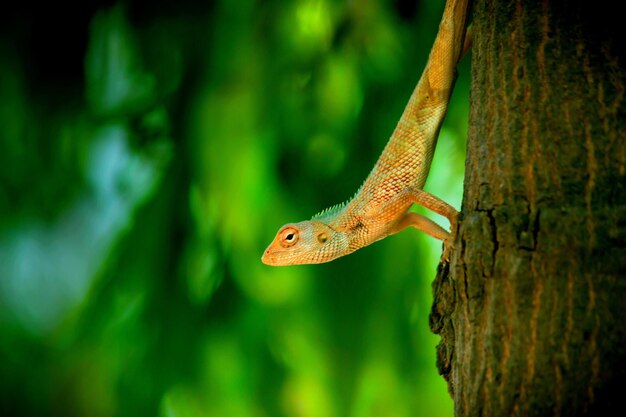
0;0;469;416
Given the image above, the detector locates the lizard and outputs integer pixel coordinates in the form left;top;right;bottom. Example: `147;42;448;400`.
262;0;471;266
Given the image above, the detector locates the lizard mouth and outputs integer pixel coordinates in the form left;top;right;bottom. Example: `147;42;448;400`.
262;245;304;266
261;246;287;266
261;248;275;265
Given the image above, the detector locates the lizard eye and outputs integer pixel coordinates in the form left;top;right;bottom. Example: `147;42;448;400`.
279;227;299;247
317;233;328;244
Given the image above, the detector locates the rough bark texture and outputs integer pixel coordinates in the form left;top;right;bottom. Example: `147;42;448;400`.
430;0;626;416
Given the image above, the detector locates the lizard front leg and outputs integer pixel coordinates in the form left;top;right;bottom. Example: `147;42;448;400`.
378;187;458;229
404;187;458;227
375;187;459;261
395;211;456;262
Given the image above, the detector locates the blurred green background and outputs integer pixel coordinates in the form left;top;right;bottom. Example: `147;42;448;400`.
0;0;469;416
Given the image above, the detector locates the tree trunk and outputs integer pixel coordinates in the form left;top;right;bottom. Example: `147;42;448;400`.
430;0;626;416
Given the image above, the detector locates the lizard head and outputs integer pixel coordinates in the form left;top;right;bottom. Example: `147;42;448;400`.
262;220;348;265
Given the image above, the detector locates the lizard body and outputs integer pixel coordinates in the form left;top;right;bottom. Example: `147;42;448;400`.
263;0;471;266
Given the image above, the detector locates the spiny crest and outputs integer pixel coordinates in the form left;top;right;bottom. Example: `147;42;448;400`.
310;186;362;221
311;201;346;221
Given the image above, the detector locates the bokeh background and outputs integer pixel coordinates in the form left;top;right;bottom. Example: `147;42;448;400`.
0;0;469;416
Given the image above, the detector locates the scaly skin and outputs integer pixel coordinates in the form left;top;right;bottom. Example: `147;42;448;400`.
263;0;471;266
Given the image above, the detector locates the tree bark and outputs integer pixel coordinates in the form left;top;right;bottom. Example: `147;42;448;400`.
430;0;626;416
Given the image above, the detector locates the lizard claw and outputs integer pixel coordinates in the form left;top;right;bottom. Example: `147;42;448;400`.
441;237;454;263
441;215;459;263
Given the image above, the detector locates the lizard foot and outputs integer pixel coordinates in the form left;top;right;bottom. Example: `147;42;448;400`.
441;237;454;263
441;215;459;263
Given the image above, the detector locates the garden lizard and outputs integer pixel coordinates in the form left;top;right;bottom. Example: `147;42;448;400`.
262;0;471;266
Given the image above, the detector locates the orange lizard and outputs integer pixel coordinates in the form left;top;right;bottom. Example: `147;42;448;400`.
263;0;471;266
